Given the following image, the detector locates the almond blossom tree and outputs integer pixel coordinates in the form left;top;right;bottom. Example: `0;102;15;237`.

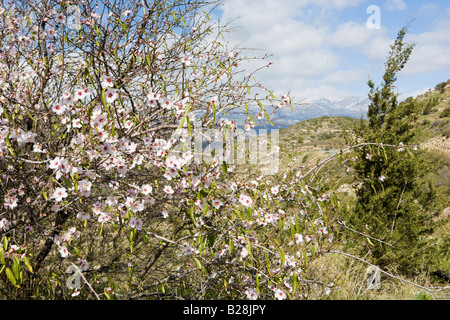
0;0;429;300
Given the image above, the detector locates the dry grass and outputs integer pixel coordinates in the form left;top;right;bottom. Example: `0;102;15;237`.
309;251;449;300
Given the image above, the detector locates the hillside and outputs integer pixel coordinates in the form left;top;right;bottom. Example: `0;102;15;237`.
408;80;450;156
278;116;361;167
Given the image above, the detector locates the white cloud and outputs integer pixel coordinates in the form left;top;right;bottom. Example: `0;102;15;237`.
362;35;391;62
407;20;450;47
418;2;439;15
279;50;340;79
403;44;450;75
386;0;407;11
321;69;366;85
289;85;359;99
402;20;450;75
399;87;432;101
215;0;450;102
331;21;383;48
218;0;344;93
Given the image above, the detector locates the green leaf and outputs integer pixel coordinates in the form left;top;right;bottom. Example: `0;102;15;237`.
278;247;285;267
194;257;202;270
129;230;135;252
257;100;264;112
189;207;198;227
5;268;18;287
175;115;185;136
23;105;36;125
370;181;378;196
120;20;127;31
3;237;8;251
186;115;192;138
23;256;33;273
268;89;276;100
294;216;300;233
222;161;228;174
12;256;21;280
292;272;298;294
382;147;388;161
255;273;260;291
407;148;416;160
5;130;15;156
101;89;107;107
0;248;4;265
212;101;216;126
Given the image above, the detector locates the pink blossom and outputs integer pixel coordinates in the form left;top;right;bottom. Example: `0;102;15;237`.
105;88;118;103
245;288;258;300
181;244;197;255
101;76;114;88
239;194;253;207
47;27;56;38
163;185;174;197
74;88;86;101
52;102;67;115
159;97;172;110
3;195;18;210
76;211;91;220
0;218;11;231
212;199;223;209
180;52;193;66
140;184;153;195
78;258;89;271
59;246;69;258
274;288;286;300
51;187;68;202
295;233;304;244
129;217;143;230
55;13;66;23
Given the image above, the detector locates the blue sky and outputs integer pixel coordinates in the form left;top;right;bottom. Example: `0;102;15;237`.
215;0;450;101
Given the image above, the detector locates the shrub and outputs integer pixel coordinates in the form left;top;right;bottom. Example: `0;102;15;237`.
439;108;450;118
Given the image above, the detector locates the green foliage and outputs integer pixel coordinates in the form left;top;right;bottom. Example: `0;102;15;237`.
439;108;450;118
435;80;449;94
415;292;432;300
349;27;438;275
421;97;439;115
366;26;415;132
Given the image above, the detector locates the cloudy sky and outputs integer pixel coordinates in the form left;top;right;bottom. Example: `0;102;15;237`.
214;0;450;102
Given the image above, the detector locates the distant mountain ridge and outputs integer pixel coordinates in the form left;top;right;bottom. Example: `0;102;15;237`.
270;96;370;127
221;96;371;131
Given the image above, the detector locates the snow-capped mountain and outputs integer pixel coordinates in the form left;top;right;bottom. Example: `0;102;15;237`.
221;96;370;131
268;96;370;127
